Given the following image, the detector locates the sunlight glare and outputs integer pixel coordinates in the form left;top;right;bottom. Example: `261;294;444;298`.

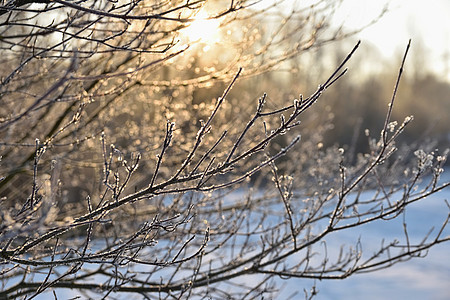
182;11;220;44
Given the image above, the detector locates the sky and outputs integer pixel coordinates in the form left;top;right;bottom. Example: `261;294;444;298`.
332;0;450;82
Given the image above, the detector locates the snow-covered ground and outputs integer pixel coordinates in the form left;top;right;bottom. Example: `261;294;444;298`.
278;171;450;299
8;172;449;299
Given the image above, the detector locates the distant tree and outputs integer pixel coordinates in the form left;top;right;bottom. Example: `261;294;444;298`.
0;1;448;299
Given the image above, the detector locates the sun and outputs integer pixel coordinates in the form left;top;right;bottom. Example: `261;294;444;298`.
181;11;220;43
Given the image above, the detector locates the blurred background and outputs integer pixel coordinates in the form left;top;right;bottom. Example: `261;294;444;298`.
252;0;449;153
2;0;448;204
1;0;448;202
182;0;450;156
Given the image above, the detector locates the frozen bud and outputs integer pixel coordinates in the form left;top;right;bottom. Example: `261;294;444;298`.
387;121;397;132
404;115;414;124
414;149;434;169
414;149;426;160
434;167;444;174
404;168;410;176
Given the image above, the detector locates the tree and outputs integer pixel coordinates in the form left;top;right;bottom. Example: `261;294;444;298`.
0;1;448;299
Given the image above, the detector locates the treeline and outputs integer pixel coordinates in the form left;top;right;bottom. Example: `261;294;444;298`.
220;40;450;161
